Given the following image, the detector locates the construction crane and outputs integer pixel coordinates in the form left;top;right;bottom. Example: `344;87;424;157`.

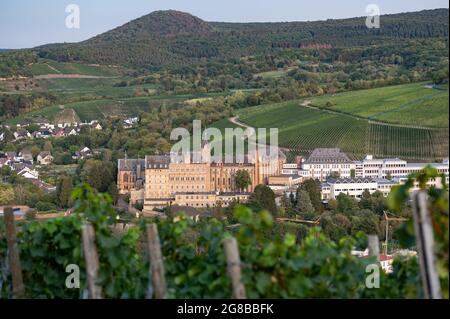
383;211;408;255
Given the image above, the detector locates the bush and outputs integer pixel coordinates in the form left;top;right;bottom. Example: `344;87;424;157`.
35;201;57;212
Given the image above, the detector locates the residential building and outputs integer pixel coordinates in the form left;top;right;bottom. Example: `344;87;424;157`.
19;149;33;164
14;129;31;140
37;151;54;165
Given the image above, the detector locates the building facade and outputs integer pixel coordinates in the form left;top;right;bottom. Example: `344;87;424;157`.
321;177;397;201
117;143;285;211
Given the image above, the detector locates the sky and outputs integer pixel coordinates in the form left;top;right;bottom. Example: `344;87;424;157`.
0;0;448;49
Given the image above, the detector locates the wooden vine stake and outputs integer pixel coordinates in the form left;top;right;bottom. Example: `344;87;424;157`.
81;223;102;299
4;207;25;298
146;223;167;299
411;191;442;299
224;237;246;299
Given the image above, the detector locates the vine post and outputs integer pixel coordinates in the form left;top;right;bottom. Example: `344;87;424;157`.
224;237;246;299
146;223;167;299
3;207;25;299
411;191;442;299
81;223;102;299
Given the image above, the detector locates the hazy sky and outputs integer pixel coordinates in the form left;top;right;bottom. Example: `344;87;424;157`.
0;0;448;48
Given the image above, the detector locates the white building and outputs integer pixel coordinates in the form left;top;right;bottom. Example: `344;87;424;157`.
298;148;355;181
321;177;397;201
355;155;449;180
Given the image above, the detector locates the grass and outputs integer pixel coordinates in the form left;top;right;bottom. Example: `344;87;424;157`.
309;82;449;128
5;92;231;124
235;99;448;161
29;59;121;77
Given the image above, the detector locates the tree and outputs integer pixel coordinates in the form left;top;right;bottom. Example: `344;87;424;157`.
0;182;15;205
235;169;251;192
56;175;73;208
249;184;277;217
335;193;359;215
359;190;372;210
299;179;322;212
296;190;314;213
80;159;115;193
43;140;53;152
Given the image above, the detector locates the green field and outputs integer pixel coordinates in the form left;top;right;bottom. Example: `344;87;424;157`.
29;59;121;77
310;82;449;128
5;92;230;124
236;100;449;161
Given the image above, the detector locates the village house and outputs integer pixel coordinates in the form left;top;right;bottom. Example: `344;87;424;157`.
32;127;53;139
64;126;78;136
29;178;57;193
90;121;103;130
73;147;93;160
37;151;54;165
17;166;39;179
0;157;10;168
19;149;34;164
123;117;139;129
53;128;65;138
5;151;16;161
14;129;31;141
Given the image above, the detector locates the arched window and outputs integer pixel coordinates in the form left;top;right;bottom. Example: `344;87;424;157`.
123;173;129;183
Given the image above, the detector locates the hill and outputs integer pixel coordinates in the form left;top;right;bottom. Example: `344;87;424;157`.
2;8;446;75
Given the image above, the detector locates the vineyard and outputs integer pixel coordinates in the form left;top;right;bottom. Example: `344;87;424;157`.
310;82;449;128
0;185;424;299
236;101;449;161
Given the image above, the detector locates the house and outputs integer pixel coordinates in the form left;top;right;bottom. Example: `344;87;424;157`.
74;147;93;159
37;151;54;165
17;166;39;179
90;121;102;130
29;179;56;193
33;128;53;139
0;157;10;168
14;129;31;140
19;149;34;164
123;117;139;128
53;128;65;138
5;151;16;161
64;127;78;136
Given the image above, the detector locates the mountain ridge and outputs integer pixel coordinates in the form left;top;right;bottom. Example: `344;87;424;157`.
1;8;448;76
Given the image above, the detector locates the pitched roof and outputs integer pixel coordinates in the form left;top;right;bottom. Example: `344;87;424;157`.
304;148;352;164
38;151;52;158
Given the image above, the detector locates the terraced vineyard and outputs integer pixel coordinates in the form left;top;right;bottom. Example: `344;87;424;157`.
236;100;449;161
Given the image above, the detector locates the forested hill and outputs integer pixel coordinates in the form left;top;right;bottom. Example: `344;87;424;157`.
2;8;449;75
